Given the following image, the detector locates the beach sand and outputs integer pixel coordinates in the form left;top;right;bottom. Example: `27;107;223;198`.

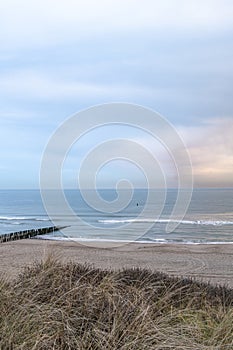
0;239;233;287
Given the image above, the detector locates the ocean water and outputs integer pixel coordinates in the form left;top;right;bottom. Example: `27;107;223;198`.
0;189;233;244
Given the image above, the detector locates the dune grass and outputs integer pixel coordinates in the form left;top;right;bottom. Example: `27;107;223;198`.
0;254;233;349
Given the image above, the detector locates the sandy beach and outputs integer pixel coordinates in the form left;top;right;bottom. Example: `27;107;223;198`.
0;238;232;287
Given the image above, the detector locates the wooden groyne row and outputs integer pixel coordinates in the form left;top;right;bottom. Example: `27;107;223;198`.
0;226;62;244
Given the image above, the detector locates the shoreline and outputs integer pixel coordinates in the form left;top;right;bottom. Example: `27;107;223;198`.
1;238;233;288
35;235;233;245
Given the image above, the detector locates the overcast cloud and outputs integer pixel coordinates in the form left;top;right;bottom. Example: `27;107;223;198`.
0;0;232;188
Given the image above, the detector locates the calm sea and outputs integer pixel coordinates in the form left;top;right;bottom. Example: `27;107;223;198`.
0;189;233;244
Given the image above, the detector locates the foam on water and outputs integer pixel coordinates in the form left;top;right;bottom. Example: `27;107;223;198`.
98;218;233;226
35;235;233;245
0;216;50;221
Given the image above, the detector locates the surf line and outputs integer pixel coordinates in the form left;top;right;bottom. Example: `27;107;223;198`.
0;226;67;244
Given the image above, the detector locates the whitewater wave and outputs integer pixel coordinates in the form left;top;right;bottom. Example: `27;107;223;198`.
36;235;233;245
98;218;233;226
0;216;50;222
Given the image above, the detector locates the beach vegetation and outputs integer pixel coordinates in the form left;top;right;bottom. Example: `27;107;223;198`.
0;254;233;349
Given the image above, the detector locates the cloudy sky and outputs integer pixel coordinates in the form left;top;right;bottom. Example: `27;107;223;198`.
0;0;233;189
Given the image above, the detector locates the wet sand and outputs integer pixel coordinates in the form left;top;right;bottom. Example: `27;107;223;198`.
0;239;233;287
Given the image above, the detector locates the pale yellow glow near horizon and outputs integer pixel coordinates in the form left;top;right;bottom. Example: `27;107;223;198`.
182;118;233;187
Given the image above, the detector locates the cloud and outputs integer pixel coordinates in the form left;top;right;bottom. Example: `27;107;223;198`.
1;26;232;123
178;119;233;187
1;0;233;50
0;1;232;189
50;117;233;189
0;68;169;104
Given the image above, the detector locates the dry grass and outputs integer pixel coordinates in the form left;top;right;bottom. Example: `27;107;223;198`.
0;254;233;349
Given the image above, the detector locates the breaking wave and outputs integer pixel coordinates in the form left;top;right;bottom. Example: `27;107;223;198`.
98;218;233;226
0;216;49;222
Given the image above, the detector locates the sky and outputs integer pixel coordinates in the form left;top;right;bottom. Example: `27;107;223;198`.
0;0;233;189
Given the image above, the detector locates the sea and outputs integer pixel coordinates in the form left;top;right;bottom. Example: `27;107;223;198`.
0;189;233;245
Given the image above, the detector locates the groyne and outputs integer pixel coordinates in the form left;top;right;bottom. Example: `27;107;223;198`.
0;226;62;243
